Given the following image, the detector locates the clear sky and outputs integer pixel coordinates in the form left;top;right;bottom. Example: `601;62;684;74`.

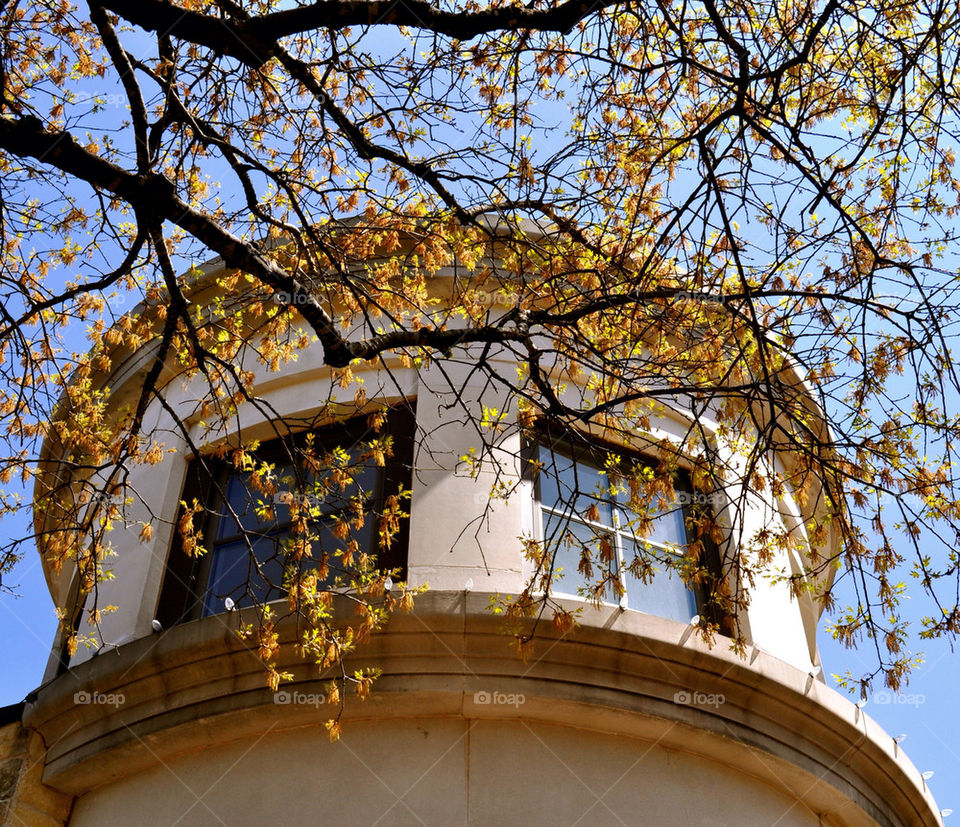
817;585;958;816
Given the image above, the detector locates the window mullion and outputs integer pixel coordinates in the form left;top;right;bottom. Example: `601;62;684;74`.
612;507;627;607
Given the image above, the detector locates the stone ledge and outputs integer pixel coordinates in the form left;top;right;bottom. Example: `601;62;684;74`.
23;591;941;826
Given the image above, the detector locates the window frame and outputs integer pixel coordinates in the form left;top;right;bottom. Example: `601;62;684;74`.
527;427;727;626
156;403;415;626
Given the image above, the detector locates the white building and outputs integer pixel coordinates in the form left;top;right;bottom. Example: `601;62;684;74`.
0;235;944;825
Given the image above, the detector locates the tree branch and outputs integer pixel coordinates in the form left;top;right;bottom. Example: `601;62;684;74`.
103;0;618;68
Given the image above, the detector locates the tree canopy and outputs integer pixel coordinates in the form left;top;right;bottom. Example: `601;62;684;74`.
2;0;960;724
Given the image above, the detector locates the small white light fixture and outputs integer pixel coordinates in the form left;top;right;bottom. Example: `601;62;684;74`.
384;577;393;592
922;770;935;780
856;698;868;709
677;615;701;646
151;619;163;633
464;578;474;592
940;809;952;818
894;734;907;744
224;597;235;612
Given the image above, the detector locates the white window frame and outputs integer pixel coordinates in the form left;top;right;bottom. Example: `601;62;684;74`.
533;440;698;618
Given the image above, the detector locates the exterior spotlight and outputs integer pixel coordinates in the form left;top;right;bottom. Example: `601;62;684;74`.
678;615;701;645
922;770;935;780
464;578;474;592
224;597;235;611
384;577;393;592
151;619;163;633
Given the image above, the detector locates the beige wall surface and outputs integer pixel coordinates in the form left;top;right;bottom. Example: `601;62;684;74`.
26;589;941;826
30;281;915;826
68;718;824;827
0;717;71;826
57;348;821;674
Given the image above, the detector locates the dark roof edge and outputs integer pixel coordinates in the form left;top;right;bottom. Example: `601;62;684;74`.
0;700;25;727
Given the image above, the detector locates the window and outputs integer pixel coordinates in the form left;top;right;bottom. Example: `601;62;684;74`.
534;437;701;623
156;405;414;625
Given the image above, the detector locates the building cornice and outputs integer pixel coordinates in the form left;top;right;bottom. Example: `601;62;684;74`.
23;591;940;825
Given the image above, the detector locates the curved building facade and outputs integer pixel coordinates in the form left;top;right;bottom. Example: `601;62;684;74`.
5;247;944;826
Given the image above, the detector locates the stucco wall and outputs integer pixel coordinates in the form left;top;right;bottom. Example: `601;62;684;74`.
52;342;821;677
68;718;829;827
0;711;71;826
22;591;942;826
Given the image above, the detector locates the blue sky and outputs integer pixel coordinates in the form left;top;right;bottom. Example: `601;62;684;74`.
817;588;958;815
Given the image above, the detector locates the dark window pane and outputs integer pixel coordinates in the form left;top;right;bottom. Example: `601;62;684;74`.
311;515;376;586
159;405;414;623
278;451;377;516
351;458;379;498
205;480;380;613
217;474;281;539
203;535;286;615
